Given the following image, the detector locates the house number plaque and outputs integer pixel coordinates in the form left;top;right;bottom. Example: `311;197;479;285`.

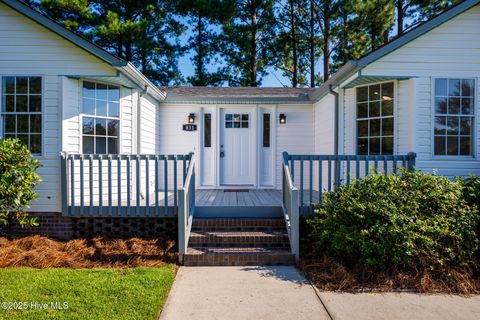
182;124;197;131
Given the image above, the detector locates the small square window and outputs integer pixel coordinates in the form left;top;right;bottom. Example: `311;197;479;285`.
369;85;380;101
448;97;460;114
434;116;446;135
435;97;447;114
448;80;461;97
369;101;380;117
434;136;446;155
83;117;94;134
357;103;368;118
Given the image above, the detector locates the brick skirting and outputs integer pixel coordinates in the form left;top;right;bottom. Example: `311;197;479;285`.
0;212;177;240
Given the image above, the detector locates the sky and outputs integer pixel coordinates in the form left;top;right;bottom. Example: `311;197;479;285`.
175;16;322;88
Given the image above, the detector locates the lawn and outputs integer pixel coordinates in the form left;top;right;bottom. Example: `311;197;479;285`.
0;266;176;320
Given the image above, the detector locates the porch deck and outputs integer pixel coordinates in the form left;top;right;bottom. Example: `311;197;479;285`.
65;189;321;217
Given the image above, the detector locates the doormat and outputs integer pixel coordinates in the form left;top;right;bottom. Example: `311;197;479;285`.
223;189;250;192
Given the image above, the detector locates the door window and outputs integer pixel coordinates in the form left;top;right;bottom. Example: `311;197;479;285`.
225;113;249;128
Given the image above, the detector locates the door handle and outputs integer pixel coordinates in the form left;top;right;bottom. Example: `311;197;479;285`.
220;151;225;158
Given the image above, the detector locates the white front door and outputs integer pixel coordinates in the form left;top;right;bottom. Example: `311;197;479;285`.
220;109;254;185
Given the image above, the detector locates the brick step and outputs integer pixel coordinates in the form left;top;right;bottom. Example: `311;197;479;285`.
189;230;290;247
192;218;286;231
183;247;295;266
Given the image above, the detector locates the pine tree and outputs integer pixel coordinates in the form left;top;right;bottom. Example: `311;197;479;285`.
311;0;339;82
396;0;462;36
92;0;185;85
37;0;92;33
274;0;312;87
221;0;278;86
175;0;234;86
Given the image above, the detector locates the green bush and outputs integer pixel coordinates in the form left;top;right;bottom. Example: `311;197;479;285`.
457;175;480;210
0;138;41;227
308;170;479;271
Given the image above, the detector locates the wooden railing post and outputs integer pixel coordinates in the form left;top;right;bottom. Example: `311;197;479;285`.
177;187;187;262
290;187;300;261
60;152;69;216
407;152;417;171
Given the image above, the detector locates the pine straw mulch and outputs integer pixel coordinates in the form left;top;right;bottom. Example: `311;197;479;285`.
298;256;480;295
0;235;177;268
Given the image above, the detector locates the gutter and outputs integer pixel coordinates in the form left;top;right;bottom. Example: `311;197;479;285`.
329;85;339;156
329;85;340;190
119;63;166;101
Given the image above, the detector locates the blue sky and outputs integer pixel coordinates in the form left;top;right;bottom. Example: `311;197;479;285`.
175;16;319;87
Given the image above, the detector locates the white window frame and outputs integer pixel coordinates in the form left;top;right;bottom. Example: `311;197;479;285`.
80;80;121;154
431;78;476;159
0;75;44;156
354;81;396;155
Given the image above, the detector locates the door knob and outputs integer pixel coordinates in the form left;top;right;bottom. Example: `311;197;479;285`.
220;151;225;158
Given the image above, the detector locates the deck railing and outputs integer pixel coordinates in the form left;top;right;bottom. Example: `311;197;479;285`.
177;153;196;262
281;154;300;261
282;152;417;215
60;153;193;217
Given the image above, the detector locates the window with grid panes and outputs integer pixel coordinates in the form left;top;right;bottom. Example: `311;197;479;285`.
1;76;42;154
356;82;394;155
82;81;120;154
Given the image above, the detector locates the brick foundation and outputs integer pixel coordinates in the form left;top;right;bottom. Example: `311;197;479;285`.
0;212;177;240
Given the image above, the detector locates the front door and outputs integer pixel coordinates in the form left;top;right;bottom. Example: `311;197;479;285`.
220;109;254;185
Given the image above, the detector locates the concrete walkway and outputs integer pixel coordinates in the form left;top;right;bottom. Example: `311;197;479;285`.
319;291;480;320
160;266;330;320
160;266;480;320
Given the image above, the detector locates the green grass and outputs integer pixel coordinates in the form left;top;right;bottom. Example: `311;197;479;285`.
0;266;176;320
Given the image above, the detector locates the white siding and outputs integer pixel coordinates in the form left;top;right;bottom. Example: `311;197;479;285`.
362;5;480;78
342;88;356;155
313;95;335;191
158;103;201;190
139;95;158;154
358;4;480;178
0;3;122;212
275;104;315;189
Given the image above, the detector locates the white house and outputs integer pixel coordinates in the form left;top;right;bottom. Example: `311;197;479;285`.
0;0;479;264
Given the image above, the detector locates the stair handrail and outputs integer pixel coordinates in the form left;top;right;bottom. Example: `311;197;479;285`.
282;152;300;261
178;152;196;263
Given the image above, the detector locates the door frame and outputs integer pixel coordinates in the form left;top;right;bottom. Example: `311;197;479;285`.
216;105;257;187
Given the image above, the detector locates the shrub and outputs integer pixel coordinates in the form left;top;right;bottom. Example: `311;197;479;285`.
457;175;480;210
0;138;41;227
308;170;479;271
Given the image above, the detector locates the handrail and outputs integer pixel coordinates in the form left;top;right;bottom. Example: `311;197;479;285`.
282;152;300;261
284;152;416;215
60;152;192;217
178;152;196;263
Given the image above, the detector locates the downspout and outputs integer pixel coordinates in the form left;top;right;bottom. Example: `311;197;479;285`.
329;85;340;189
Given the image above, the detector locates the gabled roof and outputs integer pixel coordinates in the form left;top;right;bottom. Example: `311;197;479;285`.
311;0;480;102
1;0;166;100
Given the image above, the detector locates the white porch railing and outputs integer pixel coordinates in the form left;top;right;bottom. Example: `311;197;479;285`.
281;153;300;262
178;152;196;262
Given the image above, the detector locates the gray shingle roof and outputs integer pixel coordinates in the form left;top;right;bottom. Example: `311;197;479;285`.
160;86;319;102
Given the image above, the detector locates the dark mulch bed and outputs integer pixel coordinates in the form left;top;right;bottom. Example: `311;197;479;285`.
0;235;177;268
298;256;480;294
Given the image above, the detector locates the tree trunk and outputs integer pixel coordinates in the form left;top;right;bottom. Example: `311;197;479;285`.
197;12;204;85
117;35;123;59
290;0;298;88
309;0;315;87
397;0;404;36
323;21;330;82
125;40;132;61
250;3;257;87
